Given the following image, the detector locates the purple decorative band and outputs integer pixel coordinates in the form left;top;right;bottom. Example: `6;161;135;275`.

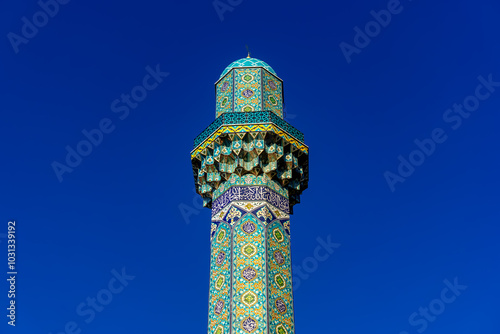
211;186;289;217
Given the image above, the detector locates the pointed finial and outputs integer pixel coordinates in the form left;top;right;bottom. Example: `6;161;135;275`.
246;45;251;58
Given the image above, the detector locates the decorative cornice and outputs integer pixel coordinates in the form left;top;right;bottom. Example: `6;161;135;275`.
192;111;305;150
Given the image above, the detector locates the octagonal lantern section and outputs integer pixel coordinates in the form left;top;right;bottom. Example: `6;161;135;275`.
215;66;284;118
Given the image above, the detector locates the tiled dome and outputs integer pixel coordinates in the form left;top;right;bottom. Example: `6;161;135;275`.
220;57;276;78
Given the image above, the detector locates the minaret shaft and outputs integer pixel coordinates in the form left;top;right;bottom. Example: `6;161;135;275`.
208;181;294;334
191;57;308;334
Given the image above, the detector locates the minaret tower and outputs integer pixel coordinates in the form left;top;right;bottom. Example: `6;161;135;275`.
191;55;309;334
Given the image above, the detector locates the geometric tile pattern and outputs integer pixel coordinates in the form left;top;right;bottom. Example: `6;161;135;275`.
234;68;262;113
192;123;308;158
208;222;232;333
211;200;290;226
232;213;267;334
267;220;295;334
193;111;304;148
216;71;234;117
263;70;283;118
192;127;309;210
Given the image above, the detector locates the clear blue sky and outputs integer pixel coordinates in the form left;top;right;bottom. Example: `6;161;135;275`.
1;0;499;333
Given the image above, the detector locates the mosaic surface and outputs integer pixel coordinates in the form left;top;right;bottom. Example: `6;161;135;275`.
214;58;284;119
198;57;306;334
207;188;294;333
192;123;308;158
193;111;304;152
234;68;262;113
211;200;290;229
192;125;308;210
211;186;289;217
267;220;295;334
208;223;232;333
216;71;234;117
263;70;283;118
194;140;307;208
213;173;288;202
232;213;267;333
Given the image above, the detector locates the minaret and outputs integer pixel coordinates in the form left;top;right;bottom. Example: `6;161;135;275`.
191;56;309;334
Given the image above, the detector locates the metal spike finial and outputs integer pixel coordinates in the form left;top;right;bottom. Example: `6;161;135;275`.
246;45;251;58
